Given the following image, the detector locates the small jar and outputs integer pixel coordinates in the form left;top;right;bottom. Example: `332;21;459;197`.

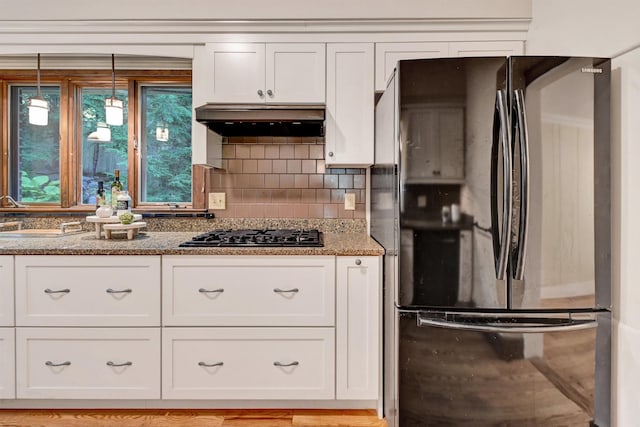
116;191;132;217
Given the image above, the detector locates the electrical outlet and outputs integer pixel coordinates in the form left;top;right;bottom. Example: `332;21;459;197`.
208;192;226;210
417;195;427;208
344;193;356;210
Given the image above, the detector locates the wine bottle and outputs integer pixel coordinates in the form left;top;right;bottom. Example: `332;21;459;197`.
95;181;106;208
110;169;123;212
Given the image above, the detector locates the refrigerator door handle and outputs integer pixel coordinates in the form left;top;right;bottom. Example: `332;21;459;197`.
491;90;513;280
512;89;530;281
416;311;598;333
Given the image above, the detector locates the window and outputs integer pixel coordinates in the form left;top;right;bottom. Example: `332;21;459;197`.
1;66;192;210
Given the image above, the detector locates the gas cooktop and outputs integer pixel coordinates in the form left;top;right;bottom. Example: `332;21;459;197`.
179;228;324;248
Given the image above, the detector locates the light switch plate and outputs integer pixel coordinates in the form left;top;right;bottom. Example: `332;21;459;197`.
344;193;356;210
208;192;226;210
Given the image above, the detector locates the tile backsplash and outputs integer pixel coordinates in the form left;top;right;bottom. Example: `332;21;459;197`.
208;137;366;219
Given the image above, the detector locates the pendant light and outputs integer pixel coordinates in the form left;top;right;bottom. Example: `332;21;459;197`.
87;122;111;142
155;122;169;141
105;54;123;126
28;53;49;126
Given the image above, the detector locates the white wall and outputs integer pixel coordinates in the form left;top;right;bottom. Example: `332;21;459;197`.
528;2;640;426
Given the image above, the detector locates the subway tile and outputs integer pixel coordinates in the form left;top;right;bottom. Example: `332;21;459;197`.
316;159;326;174
323;204;338;219
222;144;235;159
235;204;252;217
243;137;258;144
227;159;243;174
294;174;309;189
354;203;366;219
278;204;294;218
331;189;345;203
273;137;288;145
242;189;257;203
264;204;279;218
287;189;302;202
316;189;331;204
279;144;294;158
338;174;354;189
301;189;316;203
353;174;365;189
235;145;251;159
264;174;280;188
256;189;272;203
272;189;287;203
223;173;235;189
226;189;243;204
347;168;364;174
257;160;273;174
287;136;303;144
308;174;324;189
293;204;309;218
294;145;309;159
250;145;265;159
257;136;273;144
309;145;324;160
329;168;345;175
272;160;287;174
249;204;265;218
265;145;279;159
323;175;338;189
242;159;258;174
236;174;264;189
308;204;324;218
338;204;355;219
213;205;234;218
301;160;316;174
287;159;302;174
279;174;294;188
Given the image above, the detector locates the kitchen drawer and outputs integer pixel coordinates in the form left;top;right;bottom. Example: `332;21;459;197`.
15;256;160;326
0;256;14;326
0;328;15;399
16;327;160;399
162;327;335;400
162;256;335;326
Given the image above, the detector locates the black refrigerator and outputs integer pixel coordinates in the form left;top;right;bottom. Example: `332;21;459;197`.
370;57;611;426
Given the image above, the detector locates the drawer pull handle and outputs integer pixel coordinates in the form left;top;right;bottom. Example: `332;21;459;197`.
45;361;71;367
106;361;133;367
198;361;224;367
44;288;70;294
273;361;299;367
106;288;132;294
199;288;224;293
273;288;299;293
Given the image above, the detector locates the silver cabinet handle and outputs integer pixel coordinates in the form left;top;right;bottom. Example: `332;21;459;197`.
199;288;224;293
274;288;299;293
106;288;132;294
44;288;70;294
512;88;529;281
355;259;362;266
267;89;273;97
257;89;264;97
107;361;132;367
328;151;334;157
46;361;71;367
198;361;224;367
273;361;299;367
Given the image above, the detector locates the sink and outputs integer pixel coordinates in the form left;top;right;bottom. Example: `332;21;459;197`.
0;222;86;238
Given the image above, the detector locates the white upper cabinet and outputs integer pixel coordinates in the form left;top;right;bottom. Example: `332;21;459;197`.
375;40;524;91
206;43;325;104
326;43;375;167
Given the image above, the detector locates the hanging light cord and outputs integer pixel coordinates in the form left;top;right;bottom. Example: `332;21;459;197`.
111;53;116;98
36;53;42;98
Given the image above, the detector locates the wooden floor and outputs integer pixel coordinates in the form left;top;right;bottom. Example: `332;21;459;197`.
0;409;387;427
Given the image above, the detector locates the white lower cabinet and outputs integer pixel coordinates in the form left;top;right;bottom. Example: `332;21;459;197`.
0;328;15;398
162;327;335;400
0;256;14;326
16;328;160;399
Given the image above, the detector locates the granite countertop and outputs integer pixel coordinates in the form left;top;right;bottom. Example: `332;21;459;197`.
0;231;384;256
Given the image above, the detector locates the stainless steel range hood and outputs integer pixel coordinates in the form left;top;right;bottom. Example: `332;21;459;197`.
195;103;325;137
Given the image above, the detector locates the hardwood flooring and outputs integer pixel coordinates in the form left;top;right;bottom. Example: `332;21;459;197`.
0;409;387;427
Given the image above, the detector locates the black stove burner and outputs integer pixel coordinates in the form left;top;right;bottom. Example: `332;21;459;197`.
179;229;324;248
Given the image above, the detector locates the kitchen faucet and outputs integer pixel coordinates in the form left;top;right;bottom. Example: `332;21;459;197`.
0;195;27;208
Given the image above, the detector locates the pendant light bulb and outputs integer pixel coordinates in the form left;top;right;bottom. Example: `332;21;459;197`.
28;53;49;126
105;54;123;126
156;122;169;141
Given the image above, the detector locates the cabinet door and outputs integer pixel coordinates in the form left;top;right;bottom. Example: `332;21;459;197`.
16;327;160;399
15;255;161;327
0;256;13;327
336;256;381;400
326;43;374;167
449;40;524;57
162;327;335;400
0;328;15;399
266;43;325;104
375;42;449;91
208;43;266;103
